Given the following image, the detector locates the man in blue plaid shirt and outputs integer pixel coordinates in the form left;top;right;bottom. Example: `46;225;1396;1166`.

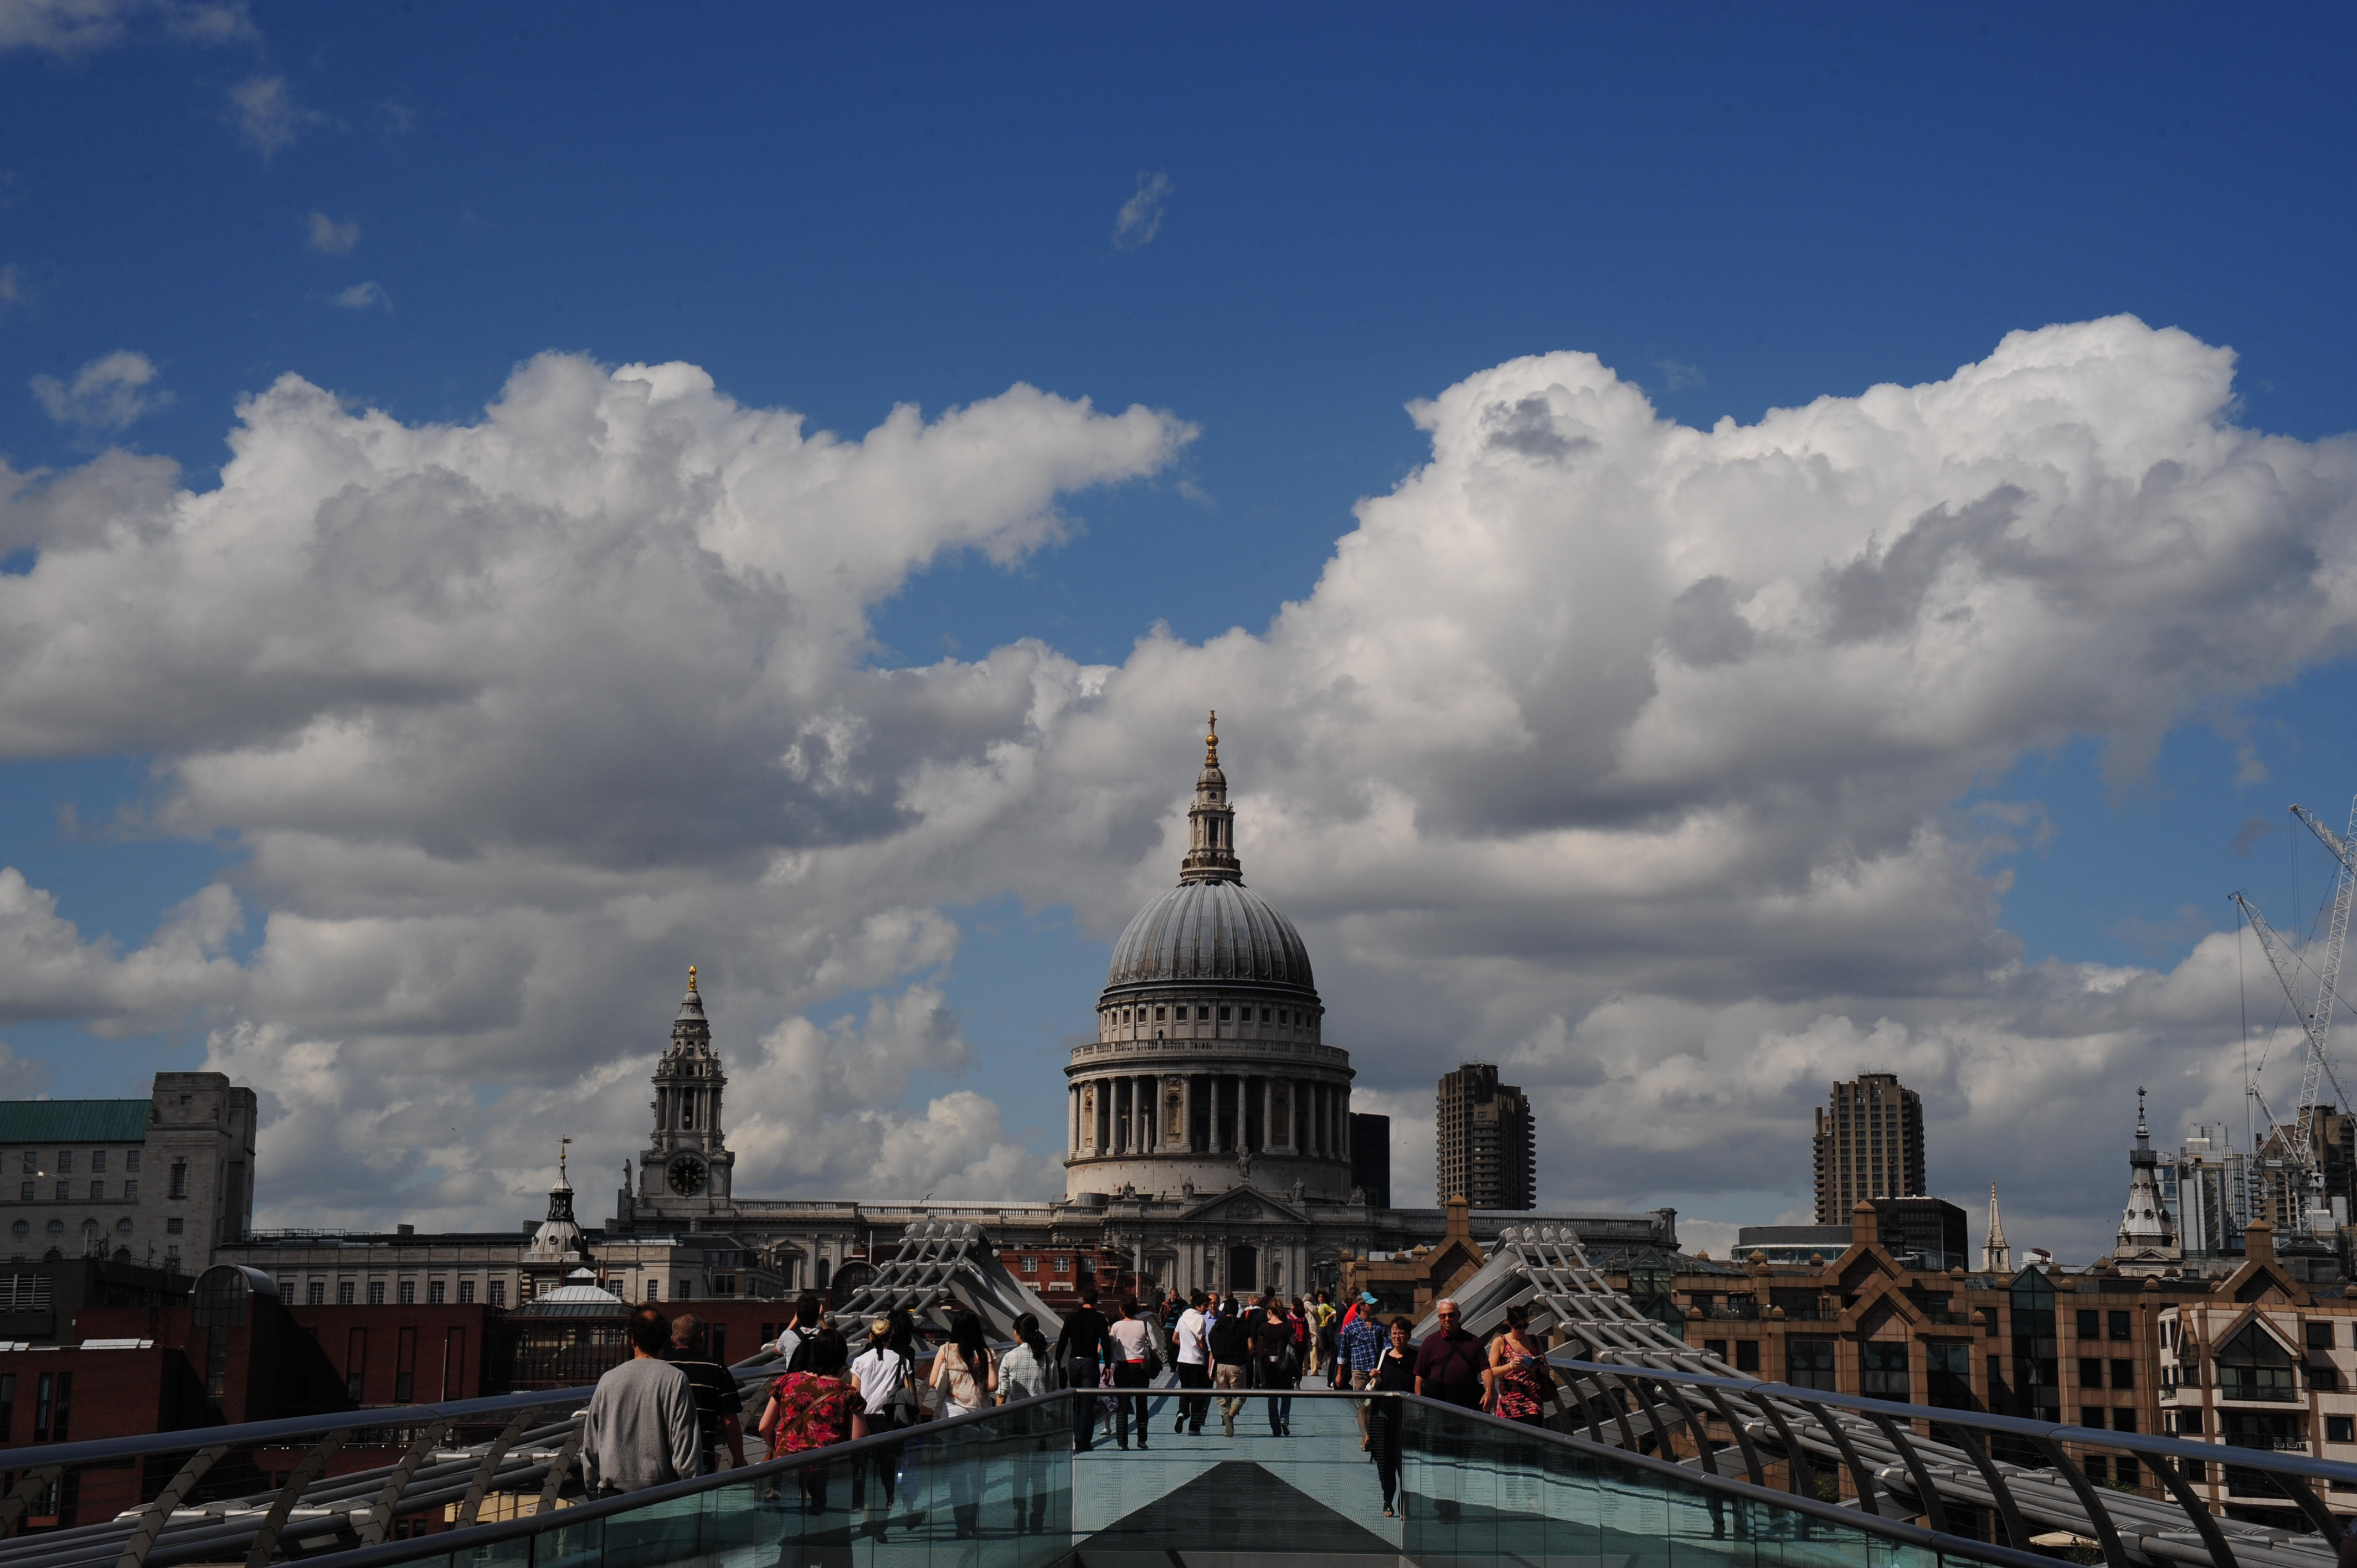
1340;1292;1387;1447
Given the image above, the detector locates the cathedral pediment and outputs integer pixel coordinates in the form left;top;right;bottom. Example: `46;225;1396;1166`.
1181;1184;1308;1225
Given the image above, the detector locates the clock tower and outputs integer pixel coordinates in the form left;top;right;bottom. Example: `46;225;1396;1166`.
636;966;735;1214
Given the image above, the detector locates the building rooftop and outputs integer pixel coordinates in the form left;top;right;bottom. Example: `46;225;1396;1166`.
0;1100;152;1144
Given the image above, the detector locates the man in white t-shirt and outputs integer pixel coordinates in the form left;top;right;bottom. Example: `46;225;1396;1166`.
1171;1289;1211;1435
771;1292;824;1370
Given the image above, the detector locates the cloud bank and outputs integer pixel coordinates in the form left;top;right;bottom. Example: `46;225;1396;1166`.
0;317;2351;1255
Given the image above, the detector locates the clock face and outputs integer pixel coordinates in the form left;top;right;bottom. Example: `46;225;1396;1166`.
667;1156;707;1196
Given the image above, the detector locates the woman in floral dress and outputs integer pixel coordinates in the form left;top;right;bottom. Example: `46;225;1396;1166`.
1481;1304;1551;1427
758;1328;863;1516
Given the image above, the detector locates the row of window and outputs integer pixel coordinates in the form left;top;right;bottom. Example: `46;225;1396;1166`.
11;1151;138;1174
0;1371;70;1443
6;1165;187;1201
7;1216;182;1240
19;1180;138;1202
1110;1005;1311;1026
295;1278;505;1306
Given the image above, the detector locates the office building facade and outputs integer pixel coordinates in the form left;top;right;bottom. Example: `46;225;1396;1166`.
1811;1072;1925;1222
1435;1063;1536;1211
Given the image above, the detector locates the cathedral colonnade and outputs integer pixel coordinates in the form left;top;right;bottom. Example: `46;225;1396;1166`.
1067;1071;1351;1163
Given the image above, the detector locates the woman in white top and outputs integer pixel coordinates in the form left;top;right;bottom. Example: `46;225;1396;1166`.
997;1313;1053;1404
1106;1296;1156;1450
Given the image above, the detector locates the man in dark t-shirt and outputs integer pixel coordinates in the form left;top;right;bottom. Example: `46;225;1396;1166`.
1053;1287;1113;1451
666;1314;746;1468
1412;1299;1485;1410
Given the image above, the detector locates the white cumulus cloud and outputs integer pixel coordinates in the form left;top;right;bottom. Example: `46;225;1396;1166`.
0;318;2350;1260
331;280;389;311
1113;172;1172;251
303;211;359;255
28;349;171;432
227;74;321;156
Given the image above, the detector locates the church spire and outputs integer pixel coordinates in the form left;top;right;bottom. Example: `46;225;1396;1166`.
1179;710;1242;884
1980;1182;2011;1273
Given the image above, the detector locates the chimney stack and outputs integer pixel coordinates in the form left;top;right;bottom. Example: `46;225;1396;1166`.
2245;1219;2274;1263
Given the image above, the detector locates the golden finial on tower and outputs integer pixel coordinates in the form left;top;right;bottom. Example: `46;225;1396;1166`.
687;964;698;993
1205;709;1219;765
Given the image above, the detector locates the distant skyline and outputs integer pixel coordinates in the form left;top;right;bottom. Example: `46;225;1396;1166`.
3;4;2357;1262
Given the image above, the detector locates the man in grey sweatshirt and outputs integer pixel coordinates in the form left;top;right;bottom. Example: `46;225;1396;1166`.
581;1308;704;1494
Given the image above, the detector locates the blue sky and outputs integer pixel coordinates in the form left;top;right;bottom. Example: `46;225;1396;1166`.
6;3;2357;1254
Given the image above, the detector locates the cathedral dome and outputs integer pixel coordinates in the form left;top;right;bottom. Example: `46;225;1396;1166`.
1107;879;1314;991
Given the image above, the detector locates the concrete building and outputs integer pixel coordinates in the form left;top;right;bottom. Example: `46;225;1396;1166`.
1435;1063;1536;1211
1811;1071;1924;1221
0;1072;256;1276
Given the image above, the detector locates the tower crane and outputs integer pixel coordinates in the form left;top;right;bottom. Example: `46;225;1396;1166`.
2230;795;2357;1234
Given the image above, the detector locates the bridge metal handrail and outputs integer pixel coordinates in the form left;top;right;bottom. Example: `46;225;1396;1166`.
1550;1353;2351;1568
287;1388;2061;1568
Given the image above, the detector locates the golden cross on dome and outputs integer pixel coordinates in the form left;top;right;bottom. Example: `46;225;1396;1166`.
687;964;698;993
1206;709;1219;765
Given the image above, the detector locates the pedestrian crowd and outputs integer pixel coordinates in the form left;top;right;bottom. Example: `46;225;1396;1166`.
577;1282;1558;1531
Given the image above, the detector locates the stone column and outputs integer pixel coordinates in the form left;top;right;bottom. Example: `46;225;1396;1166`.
1182;1075;1195;1153
1143;1074;1158;1151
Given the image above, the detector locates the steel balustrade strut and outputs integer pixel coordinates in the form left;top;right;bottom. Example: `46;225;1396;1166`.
1416;1222;2357;1568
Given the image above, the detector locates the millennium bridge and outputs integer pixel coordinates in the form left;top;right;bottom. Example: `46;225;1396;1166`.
0;1220;2344;1568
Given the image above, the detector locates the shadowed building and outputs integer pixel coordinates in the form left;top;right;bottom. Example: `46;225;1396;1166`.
1435;1064;1536;1211
1811;1072;1924;1221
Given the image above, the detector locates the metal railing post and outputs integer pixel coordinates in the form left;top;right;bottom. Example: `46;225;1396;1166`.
2024;1433;2129;1568
117;1442;229;1568
456;1406;544;1529
244;1430;347;1568
1946;1422;2033;1554
1861;1411;1951;1535
358;1420;450;1547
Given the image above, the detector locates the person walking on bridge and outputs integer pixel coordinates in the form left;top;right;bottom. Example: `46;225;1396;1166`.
581;1308;703;1495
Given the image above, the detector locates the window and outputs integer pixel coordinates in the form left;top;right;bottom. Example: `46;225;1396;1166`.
346;1329;366;1401
32;1370;68;1442
398;1280;416;1304
124;1151;138;1173
1861;1341;1909;1399
1734;1340;1761;1374
2076;1309;2100;1339
55;1153;70;1174
368;1281;386;1305
87;1182;101;1201
1155;1007;1165;1020
89;1152;105;1173
114;1218;131;1234
166;1217;183;1235
122;1180;136;1201
2109;1310;2132;1341
0;1373;13;1438
1704;1338;1728;1362
168;1161;188;1199
2112;1408;2137;1435
2216;1322;2298;1401
1021;1256;1038;1273
2081;1406;2107;1430
1197;1006;1210;1020
2329;1415;2354;1444
1218;1006;1231;1020
337;1281;356;1304
2111;1359;2134;1390
678;1280;694;1299
1787;1339;1837;1391
6;1223;20;1240
2078;1356;2102;1389
2171;1408;2205;1435
16;1154;29;1174
1260;1008;1271;1022
16;1184;28;1203
1054;1256;1073;1275
459;1279;476;1304
1926;1341;1973;1410
307;1281;325;1306
2309;1321;2337;1352
488;1280;506;1307
429;1280;446;1304
53;1182;66;1201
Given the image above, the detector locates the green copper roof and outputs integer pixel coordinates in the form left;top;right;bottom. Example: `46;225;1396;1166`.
0;1101;152;1144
